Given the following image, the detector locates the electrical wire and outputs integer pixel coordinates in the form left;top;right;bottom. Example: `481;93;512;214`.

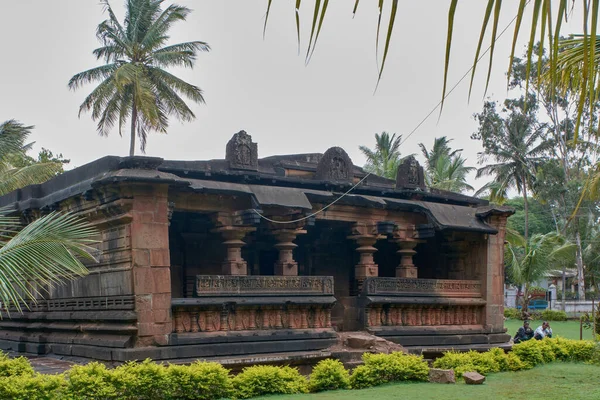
255;6;525;225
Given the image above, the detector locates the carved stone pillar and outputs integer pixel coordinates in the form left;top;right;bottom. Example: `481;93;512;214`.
393;224;419;278
213;226;255;275
273;229;307;276
396;240;418;278
349;234;380;291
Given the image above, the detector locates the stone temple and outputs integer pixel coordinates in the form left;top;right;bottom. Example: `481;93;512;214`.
0;131;512;362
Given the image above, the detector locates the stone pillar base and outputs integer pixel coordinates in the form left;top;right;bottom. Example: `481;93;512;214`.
274;261;298;276
396;265;417;278
222;261;248;276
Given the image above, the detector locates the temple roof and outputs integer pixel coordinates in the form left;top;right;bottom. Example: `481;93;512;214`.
0;158;512;235
0;130;514;234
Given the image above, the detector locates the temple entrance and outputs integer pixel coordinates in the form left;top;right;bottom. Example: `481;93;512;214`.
296;220;356;330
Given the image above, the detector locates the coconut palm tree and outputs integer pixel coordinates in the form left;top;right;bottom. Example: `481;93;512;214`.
0;120;63;196
506;232;575;316
0;121;98;314
419;137;458;173
419;137;475;193
69;0;210;156
426;154;475;193
474;107;552;241
359;132;405;179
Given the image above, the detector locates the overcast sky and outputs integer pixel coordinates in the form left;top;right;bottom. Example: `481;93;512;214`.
0;1;582;192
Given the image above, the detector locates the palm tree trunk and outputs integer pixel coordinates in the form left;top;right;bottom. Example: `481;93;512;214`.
522;180;529;242
129;103;137;157
575;228;585;300
522;283;530;318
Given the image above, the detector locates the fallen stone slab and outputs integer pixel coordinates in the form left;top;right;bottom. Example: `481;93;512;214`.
346;335;375;349
336;332;406;354
463;371;486;385
428;368;455;384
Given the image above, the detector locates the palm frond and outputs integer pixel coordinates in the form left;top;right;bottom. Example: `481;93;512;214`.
0;163;63;196
0;212;98;314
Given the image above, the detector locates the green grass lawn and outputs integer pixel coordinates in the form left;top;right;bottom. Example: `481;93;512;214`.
255;363;600;400
504;319;595;341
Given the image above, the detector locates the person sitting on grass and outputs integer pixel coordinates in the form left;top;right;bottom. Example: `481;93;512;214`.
514;320;534;343
534;321;553;340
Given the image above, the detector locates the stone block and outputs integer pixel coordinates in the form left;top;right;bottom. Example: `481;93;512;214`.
429;368;455;384
154;268;172;293
463;371;486;384
133;268;170;295
155;201;169;223
137;322;158;337
133;268;155;295
133;198;158;214
152;309;171;324
131;223;169;249
346;335;375;349
152;293;172;310
137;212;155;224
150;249;170;267
135;295;152;312
132;249;150;267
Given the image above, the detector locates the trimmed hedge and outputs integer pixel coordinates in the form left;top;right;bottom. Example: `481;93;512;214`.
0;339;598;399
541;310;568;321
309;359;350;392
232;365;308;399
349;352;429;389
434;338;600;376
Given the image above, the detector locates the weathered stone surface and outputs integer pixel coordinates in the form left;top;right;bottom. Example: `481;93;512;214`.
463;371;486;384
346;335;376;349
315;147;353;183
336;332;406;354
226;130;258;170
395;155;425;189
428;368;456;384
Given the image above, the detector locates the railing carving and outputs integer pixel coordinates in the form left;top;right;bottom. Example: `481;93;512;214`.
364;277;482;298
173;275;335;334
195;275;334;296
365;304;483;328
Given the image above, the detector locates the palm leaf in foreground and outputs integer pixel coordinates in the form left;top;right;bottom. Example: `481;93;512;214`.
0;211;98;315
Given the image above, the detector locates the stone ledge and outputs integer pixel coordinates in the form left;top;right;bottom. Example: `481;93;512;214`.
169;328;336;346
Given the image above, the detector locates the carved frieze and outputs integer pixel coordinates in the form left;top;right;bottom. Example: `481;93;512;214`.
363;277;482;297
395;156;425;190
195;275;334;296
366;304;483;328
315;147;354;183
172;304;333;333
225;130;258;170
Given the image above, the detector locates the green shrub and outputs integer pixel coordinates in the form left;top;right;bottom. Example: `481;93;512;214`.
563;339;597;362
232;365;308;399
309;359;349;392
541;310;568;321
506;353;527;371
512;340;546;368
433;350;502;377
545;337;571;361
0;374;66;400
0;356;35;377
165;361;233;400
112;359;168;399
349;352;429;389
64;362;119;400
504;308;521;319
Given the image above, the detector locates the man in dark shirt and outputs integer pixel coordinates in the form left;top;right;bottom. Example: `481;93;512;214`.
514;320;534;343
